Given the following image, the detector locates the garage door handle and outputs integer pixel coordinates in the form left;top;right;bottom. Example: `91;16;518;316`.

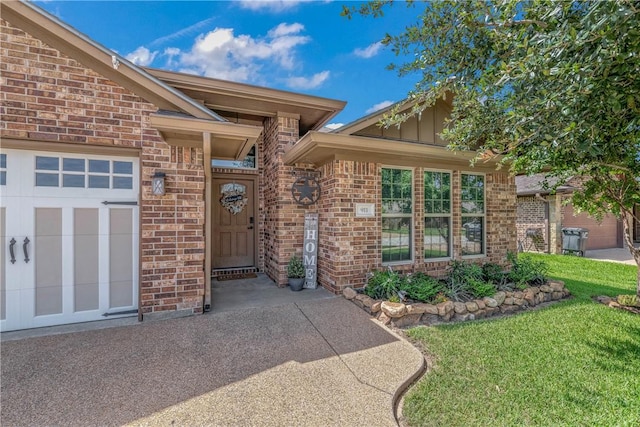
9;238;16;264
23;237;30;263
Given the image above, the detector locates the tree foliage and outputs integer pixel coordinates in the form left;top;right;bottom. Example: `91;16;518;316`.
344;0;640;295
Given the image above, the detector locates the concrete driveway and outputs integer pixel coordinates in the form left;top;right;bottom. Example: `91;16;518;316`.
1;296;424;426
585;247;636;265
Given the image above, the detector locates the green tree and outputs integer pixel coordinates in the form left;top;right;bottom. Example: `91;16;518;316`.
344;0;640;296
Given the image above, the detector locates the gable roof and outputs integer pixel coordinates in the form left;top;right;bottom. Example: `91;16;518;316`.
516;173;577;196
334;93;453;135
0;1;223;121
281;91;500;170
146;68;346;135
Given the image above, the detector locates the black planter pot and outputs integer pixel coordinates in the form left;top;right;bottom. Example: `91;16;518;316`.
288;278;304;291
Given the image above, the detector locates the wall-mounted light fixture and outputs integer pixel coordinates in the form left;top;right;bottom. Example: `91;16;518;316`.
152;171;166;196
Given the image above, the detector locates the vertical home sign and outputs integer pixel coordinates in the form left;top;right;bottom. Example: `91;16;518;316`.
303;213;318;289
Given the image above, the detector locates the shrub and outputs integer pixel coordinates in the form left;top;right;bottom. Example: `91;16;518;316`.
507;252;548;288
400;272;444;303
444;261;497;301
287;255;305;278
445;261;479;301
364;269;401;300
468;279;498;298
482;262;508;287
617;294;639;307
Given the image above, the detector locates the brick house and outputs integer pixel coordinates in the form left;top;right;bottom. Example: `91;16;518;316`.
516;174;638;254
1;1;516;332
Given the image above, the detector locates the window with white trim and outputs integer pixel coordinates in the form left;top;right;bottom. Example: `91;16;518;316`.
382;168;413;263
461;173;485;256
34;156;134;190
424;170;451;259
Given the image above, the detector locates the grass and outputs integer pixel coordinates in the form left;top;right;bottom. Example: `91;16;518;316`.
403;253;640;427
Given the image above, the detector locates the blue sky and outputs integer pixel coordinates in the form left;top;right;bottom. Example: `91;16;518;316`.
35;0;421;128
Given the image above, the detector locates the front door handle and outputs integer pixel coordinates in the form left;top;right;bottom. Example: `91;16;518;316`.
23;237;30;263
9;238;16;264
247;226;254;230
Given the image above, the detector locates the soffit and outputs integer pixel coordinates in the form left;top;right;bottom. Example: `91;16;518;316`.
1;1;222;121
149;112;263;160
146;68;347;134
283;131;502;172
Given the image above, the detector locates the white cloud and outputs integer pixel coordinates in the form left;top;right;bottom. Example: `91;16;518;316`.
238;0;313;12
286;71;330;90
353;42;383;59
125;46;158;66
324;123;344;131
268;23;305;37
366;100;394;114
168;24;310;82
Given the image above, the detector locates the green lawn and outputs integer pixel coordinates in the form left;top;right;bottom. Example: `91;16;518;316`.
403;253;640;427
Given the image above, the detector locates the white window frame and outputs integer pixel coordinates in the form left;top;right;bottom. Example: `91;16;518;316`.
381;166;414;265
461;172;486;258
423;168;452;261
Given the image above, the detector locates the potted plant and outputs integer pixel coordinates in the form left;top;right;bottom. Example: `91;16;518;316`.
287;255;306;291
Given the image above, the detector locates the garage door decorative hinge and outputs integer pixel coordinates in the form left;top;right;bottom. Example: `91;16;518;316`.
102;201;138;205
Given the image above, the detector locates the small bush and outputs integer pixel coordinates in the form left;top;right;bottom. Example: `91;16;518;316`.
444;261;497;300
617;294;639;307
507;252;548;288
482;262;508;287
364;269;401;300
287;255;305;278
469;279;498;298
400;272;444;303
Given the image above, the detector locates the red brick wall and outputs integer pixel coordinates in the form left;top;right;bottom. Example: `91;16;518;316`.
318;161;380;292
262;114;313;286
516;195;548;252
314;165;517;292
1;18;205;317
485;172;518;264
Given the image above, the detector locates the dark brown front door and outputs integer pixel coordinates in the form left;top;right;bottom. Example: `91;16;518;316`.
212;176;256;269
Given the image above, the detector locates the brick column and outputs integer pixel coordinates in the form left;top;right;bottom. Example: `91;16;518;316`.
317;160;380;293
262;113;308;286
140;141;206;318
485;172;517;267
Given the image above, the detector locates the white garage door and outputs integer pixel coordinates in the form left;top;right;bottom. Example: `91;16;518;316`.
0;148;139;332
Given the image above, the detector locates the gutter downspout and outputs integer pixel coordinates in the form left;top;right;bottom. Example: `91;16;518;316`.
535;193;551;253
203;132;212;312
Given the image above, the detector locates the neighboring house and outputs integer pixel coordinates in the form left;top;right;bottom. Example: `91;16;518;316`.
0;1;516;332
516;174;635;254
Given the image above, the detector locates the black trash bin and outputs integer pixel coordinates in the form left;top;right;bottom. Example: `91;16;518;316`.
561;227;589;256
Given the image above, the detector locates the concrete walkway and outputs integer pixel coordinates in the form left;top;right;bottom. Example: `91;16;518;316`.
1;276;425;426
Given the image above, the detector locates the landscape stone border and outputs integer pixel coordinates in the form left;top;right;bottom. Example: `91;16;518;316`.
343;280;570;328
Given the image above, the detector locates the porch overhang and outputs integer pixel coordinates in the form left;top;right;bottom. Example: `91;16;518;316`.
283;131;502;172
149;112;262;160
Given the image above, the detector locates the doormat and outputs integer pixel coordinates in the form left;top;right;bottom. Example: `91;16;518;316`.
216;272;258;281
